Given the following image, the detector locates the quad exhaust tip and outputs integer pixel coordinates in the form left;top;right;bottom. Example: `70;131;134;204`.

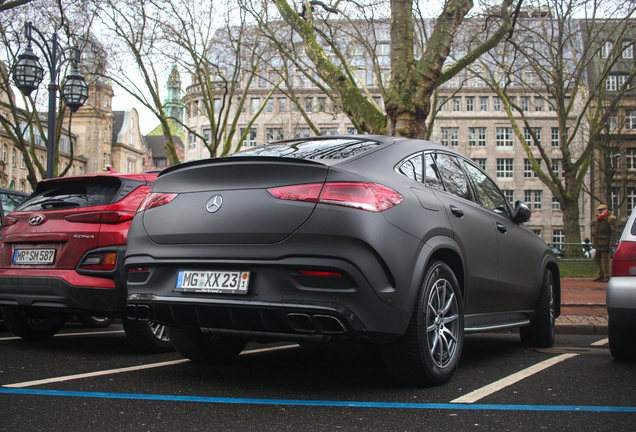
125;304;151;321
287;313;346;334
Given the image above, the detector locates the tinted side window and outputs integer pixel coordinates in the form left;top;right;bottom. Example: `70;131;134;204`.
463;161;509;216
17;177;122;211
1;193;26;215
434;153;473;201
424;153;444;191
396;153;423;183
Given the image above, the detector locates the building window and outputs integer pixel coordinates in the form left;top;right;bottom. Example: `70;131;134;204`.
214;98;221;112
606;75;617;91
480;96;488;111
188;133;196;151
610;117;618;130
127;158;135;173
452;97;461;111
524;159;541;178
520;97;530;111
466;97;474;112
472;158;487;170
278;98;287;113
19;180;25;192
317;97;327;112
441;127;459;146
503;190;514;204
525;190;542;210
553;229;565;246
376;42;390;55
347;127;357;134
627;188;636;215
266;128;283;142
2;144;7;162
468;127;486;147
535;97;544;111
240;128;257;147
601;41;613;59
320;127;339;135
11;149;15;167
103;153;108;168
203;129;211;146
251;98;260;114
493;96;501;111
439;97;447;112
265;99;273;113
294;128;311;138
496;158;514;178
623;41;634;59
552;195;561;210
626;110;636;130
551;127;560;146
20;154;25;169
532;229;542;237
524;127;541;146
496;127;513;147
552;159;563;177
627;148;636;169
305;97;313;112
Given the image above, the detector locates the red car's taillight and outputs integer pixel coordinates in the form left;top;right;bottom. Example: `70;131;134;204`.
1;216;18;228
79;252;117;270
65;211;135;224
267;182;403;212
611;241;636;276
136;193;178;213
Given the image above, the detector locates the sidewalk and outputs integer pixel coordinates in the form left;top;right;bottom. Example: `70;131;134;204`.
557;277;608;335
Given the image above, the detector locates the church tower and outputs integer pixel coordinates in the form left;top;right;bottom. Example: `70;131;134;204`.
164;64;183;124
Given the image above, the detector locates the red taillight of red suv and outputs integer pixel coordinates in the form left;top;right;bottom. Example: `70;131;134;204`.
611;241;636;276
267;182;403;212
136;193;179;213
65;211;135;224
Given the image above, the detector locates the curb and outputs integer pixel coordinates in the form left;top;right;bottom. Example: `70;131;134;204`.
556;316;608;335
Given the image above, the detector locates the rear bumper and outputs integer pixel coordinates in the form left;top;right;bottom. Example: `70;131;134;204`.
607;276;636;329
0;246;128;316
0;275;123;315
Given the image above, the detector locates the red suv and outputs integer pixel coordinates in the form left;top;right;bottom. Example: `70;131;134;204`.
0;171;171;352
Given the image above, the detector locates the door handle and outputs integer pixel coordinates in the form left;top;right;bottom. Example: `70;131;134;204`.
496;222;507;233
450;205;464;218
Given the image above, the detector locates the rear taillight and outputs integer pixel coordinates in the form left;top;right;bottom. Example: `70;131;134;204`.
79;252;117;270
1;216;18;228
65;211;135;224
136;193;178;213
267;182;403;212
612;241;636;276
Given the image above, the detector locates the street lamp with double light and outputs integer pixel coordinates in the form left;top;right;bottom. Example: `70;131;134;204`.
11;21;88;179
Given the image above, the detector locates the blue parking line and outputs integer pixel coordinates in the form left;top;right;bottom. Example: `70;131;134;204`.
1;388;635;412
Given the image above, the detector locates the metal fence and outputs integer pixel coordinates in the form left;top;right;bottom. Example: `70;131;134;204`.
546;242;615;260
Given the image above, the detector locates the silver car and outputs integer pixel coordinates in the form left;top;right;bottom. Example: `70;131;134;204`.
607;208;636;360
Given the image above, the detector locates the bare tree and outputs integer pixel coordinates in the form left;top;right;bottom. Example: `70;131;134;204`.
475;0;636;248
240;0;520;139
93;0;180;166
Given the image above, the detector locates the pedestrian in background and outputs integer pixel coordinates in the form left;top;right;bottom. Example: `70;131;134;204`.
582;237;593;258
592;204;617;282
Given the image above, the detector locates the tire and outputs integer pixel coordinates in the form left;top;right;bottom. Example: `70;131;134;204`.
608;321;636;361
167;326;247;364
122;319;173;353
382;261;464;386
0;306;65;340
520;268;556;348
77;315;115;328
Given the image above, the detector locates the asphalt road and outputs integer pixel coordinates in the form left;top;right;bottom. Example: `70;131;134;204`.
1;322;635;431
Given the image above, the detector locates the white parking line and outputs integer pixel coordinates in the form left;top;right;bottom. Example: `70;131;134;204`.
591;338;609;346
0;330;126;341
451;353;579;404
2;344;299;388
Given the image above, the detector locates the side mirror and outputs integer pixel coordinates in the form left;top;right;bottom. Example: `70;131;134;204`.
512;200;531;224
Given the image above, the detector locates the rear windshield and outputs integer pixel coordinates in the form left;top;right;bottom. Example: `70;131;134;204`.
16;177;122;212
232;138;382;160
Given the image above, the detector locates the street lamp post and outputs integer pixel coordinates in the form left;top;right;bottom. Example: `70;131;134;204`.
11;22;88;179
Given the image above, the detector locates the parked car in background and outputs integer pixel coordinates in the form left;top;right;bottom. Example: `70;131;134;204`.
0;170;171;352
0;188;28;219
125;136;559;385
607;208;636;360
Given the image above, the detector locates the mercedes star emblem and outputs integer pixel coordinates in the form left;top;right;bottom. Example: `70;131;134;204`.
206;195;223;213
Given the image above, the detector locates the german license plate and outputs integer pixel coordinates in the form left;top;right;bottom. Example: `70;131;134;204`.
175;270;250;294
13;249;56;265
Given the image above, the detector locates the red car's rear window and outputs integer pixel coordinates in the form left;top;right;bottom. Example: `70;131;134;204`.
16;177;122;212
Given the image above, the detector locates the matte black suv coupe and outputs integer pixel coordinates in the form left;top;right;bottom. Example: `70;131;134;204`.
126;136;559;384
